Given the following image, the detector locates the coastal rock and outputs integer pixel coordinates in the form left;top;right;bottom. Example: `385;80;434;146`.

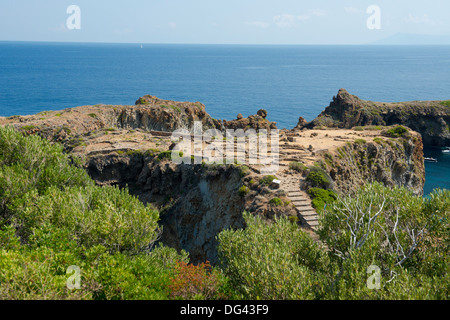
0;92;428;262
84;151;294;264
294;116;308;130
307;88;450;146
257;109;268;118
222;112;277;132
321;132;425;196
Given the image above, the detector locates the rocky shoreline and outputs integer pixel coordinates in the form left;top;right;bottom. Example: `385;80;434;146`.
305;88;450;147
1;89;438;263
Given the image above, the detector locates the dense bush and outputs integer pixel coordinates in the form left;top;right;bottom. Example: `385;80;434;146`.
383;125;409;138
218;183;449;300
0;126;92;223
0;126;193;299
316;183;449;299
289;161;308;173
260;175;277;185
238;185;250;197
1;126;448;300
218;212;329;300
305;168;331;190
307;188;337;212
15;185;160;253
269;197;284;206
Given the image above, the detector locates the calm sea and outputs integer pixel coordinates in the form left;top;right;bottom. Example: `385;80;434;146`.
0;42;449;194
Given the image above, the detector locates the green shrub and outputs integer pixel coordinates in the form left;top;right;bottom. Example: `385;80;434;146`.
269;197;283;206
238;185;250;197
158;150;172;160
307;188;337;212
19;125;37;131
317;182;449;299
383;125;409;138
238;165;250;177
288;216;299;224
0;126;197;300
289;161;307;173
305;168;331;190
373;137;385;145
0;127;92;220
260;175;277;186
354;139;367;145
439;100;450;108
15;184;160;253
157;150;184;161
217;212;328;300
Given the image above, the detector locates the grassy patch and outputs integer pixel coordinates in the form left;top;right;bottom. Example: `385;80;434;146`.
20;125;37;131
238;185;250;197
305;167;331;190
307;187;337;212
439;100;450;108
289;161;308;173
269;197;284;206
260;175;277;186
383;125;409;138
354;139;367;145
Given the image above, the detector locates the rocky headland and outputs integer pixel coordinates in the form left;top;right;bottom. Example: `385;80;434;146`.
0;90;431;263
305;88;450;146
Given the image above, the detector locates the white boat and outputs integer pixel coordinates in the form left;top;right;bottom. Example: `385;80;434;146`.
424;157;438;163
443;150;450;153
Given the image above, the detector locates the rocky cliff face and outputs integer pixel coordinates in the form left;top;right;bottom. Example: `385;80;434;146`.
126;95;222;132
0;95;278;145
320;131;425;196
0;92;428;262
85;152;244;264
85;151;296;264
306;89;450;146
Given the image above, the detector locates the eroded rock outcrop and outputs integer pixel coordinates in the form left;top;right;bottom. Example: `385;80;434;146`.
84;151;296;264
222;112;277;132
0;95;278;144
318;131;425;196
0;91;429;263
306;88;450;146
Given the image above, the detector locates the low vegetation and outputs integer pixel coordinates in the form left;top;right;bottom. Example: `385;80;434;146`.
260;175;277;186
307;188;337;212
383;125;409;138
289;161;308;173
0;126;448;300
305;167;332;190
218;183;449;300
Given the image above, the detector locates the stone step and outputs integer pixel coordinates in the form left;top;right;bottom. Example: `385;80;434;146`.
286;191;302;195
291;197;308;202
290;196;308;201
299;210;318;217
302;215;319;221
297;207;317;215
293;203;310;208
297;210;317;216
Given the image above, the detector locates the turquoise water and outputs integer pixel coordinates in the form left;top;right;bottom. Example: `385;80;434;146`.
0;42;449;194
423;147;450;195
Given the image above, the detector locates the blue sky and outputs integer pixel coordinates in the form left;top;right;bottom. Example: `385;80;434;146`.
0;0;449;44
